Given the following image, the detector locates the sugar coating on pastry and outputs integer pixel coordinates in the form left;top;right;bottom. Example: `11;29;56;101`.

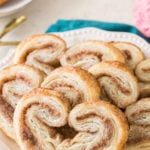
125;98;150;150
14;88;70;150
42;66;100;108
60;40;125;70
111;42;145;70
57;100;129;150
0;64;45;140
89;61;139;108
14;34;66;75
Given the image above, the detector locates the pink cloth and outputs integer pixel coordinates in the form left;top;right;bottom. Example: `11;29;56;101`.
134;0;150;37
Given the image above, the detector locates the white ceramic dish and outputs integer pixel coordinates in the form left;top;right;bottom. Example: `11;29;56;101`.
0;27;149;150
0;0;32;17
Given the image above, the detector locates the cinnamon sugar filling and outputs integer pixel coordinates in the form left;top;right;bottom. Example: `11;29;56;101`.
99;75;131;95
76;113;113;148
23;43;58;62
66;51;102;63
48;82;83;106
0;96;14;122
123;50;132;60
20;102;61;147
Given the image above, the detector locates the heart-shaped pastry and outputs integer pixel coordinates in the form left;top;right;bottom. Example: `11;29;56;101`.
14;88;70;150
42;66;100;108
89;61;139;108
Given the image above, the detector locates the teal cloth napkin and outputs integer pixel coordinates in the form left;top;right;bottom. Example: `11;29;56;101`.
46;19;150;43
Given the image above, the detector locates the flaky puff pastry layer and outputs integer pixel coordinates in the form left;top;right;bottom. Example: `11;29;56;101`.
14;34;66;75
57;100;129;150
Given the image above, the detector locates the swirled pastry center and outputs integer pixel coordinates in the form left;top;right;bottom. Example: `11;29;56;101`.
20;103;64;149
57;112;116;150
25;43;63;75
129;110;150;126
2;79;35;108
66;51;102;70
99;75;131;104
45;79;84;107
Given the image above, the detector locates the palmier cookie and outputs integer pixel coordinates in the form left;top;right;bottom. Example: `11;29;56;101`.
60;40;125;70
42;66;100;108
14;88;70;150
112;42;144;69
14;34;66;75
57;100;129;150
89;61;139;108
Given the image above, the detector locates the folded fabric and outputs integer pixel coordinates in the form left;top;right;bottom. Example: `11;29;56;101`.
46;19;150;43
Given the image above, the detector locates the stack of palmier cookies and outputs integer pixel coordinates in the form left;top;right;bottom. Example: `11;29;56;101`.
0;33;149;150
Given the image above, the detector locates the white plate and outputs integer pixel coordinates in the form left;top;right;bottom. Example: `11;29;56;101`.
0;27;150;150
0;0;32;17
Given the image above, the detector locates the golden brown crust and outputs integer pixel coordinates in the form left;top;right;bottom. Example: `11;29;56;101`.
14;88;70;150
42;66;100;108
89;61;139;108
60;40;125;70
57;100;129;150
14;34;66;75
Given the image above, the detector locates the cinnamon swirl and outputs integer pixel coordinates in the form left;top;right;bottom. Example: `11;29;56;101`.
14;88;70;150
111;42;145;69
14;34;66;75
89;61;139;108
135;58;150;98
57;101;129;150
125;98;150;150
0;64;45;140
60;40;125;70
42;66;100;107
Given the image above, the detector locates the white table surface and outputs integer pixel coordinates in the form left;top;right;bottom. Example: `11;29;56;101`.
0;0;136;59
